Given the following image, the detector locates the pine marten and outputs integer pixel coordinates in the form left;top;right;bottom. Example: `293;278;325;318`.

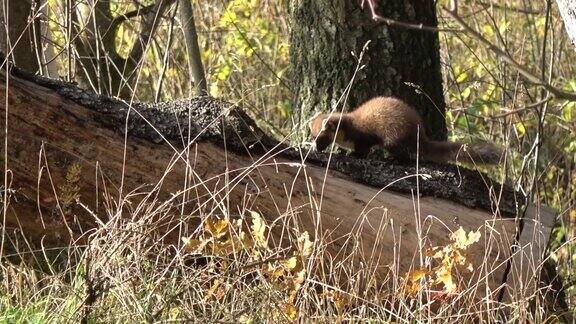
309;96;502;164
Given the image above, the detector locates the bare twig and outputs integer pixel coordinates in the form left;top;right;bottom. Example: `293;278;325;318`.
443;5;576;101
490;96;552;118
127;0;176;69
110;2;158;31
154;6;177;102
372;15;462;33
360;0;462;33
477;1;542;15
220;0;291;91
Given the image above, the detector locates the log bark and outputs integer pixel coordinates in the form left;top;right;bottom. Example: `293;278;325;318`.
0;67;554;301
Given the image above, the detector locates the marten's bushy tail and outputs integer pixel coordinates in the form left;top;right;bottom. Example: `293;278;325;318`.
422;140;503;165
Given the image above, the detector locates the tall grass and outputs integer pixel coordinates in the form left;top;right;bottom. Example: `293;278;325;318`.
0;146;569;322
1;0;575;322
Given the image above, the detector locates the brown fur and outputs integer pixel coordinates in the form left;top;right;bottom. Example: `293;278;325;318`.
309;96;502;164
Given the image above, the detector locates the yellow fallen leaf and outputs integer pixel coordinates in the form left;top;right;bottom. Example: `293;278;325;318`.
283;256;298;270
213;237;244;256
297;231;313;257
240;232;255;250
293;269;306;287
284;302;298;321
408;268;428;282
435;265;457;293
266;263;286;281
239;314;253;324
203;279;222;302
169;306;181;320
454;249;473;269
405;268;428;296
451;227;480;249
206;217;229;238
182;237;209;253
322;290;348;312
250;210;267;247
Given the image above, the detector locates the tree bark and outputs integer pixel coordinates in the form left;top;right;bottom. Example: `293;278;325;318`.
556;0;576;48
72;0;176;98
0;67;556;302
288;0;447;140
0;0;42;72
178;0;207;96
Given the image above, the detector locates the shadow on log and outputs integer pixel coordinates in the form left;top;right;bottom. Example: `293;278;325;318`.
0;65;565;315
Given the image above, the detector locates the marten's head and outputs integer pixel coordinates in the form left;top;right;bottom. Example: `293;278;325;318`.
309;113;343;151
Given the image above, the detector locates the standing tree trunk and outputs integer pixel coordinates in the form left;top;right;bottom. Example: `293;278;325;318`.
556;0;576;48
178;0;208;96
288;0;447;141
72;0;176;99
0;0;42;72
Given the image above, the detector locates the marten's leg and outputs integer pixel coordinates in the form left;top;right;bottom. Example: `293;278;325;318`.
387;145;411;163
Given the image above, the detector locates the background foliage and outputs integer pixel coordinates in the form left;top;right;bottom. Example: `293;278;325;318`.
1;0;575;321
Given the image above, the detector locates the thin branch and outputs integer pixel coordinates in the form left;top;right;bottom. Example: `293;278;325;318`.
127;0;176;66
477;1;542;15
154;6;176;102
218;0;291;91
360;0;462;33
110;3;158;31
372;15;462;33
490;96;552;118
443;6;576;101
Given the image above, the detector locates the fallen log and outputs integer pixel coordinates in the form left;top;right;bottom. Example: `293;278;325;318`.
0;66;557;306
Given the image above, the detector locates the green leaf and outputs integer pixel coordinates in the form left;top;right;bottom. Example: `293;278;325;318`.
482;24;494;38
217;64;231;81
563;102;575;122
461;87;471;99
456;72;468;83
456;115;467;129
515;122;526;137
